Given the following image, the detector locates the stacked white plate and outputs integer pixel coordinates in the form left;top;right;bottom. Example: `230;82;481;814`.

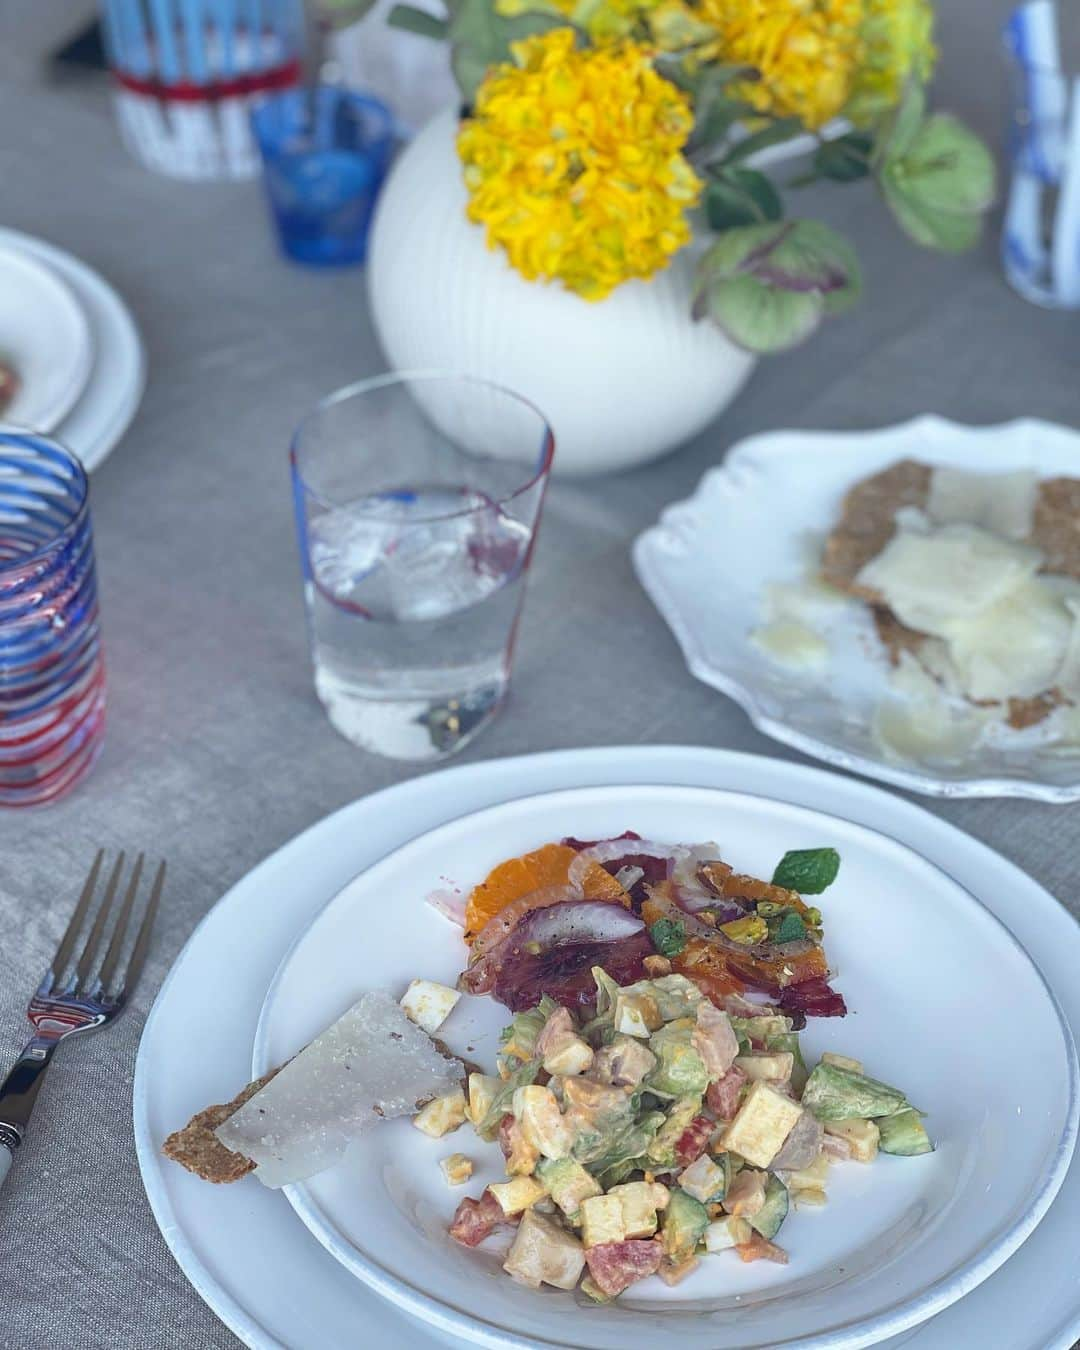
136;746;1080;1350
0;228;145;471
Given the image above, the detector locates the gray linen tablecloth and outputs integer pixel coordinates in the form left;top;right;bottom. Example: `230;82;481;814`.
1;3;1078;1347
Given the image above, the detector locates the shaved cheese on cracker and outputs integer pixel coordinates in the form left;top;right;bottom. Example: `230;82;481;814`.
750;620;828;672
927;467;1039;541
1055;600;1080;701
214;990;462;1188
856;524;1042;638
872;692;986;764
946;580;1073;702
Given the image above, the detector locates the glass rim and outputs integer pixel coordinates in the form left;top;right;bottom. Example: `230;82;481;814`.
0;428;90;572
250;86;396;137
289;370;556;522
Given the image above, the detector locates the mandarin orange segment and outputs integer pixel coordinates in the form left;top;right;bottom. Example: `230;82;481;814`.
463;843;629;943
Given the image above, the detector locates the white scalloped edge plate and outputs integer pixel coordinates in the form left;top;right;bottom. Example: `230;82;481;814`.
633;416;1080;802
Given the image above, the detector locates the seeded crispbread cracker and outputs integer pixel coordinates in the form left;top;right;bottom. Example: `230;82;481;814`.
162;1068;280;1183
824;461;1080;729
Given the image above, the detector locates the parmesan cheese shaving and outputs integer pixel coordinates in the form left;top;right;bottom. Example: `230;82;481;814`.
856;523;1043;638
946;580;1074;702
927;467;1038;540
872;694;986;764
750;619;829;672
1055;599;1080;700
215;990;462;1188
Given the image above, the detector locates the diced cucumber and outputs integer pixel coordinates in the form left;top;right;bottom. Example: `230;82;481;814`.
878;1108;934;1157
749;1174;789;1241
801;1062;908;1121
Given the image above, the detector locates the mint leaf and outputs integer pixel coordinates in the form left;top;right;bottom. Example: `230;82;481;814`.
649;917;687;958
772;848;840;895
774;912;807;943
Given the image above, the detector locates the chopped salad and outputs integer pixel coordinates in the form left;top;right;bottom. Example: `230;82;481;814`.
407;834;932;1300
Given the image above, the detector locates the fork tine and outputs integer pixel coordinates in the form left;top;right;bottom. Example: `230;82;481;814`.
118;861;165;1001
97;853;144;995
74;852;126;991
50;849;105;983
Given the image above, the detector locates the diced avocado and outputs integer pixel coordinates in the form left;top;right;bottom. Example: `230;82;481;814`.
646;1095;704;1168
734;1052;794;1083
720;1081;803;1169
731;1015;793;1043
646;1022;709;1098
489;1175;549;1216
502;1209;585;1290
766;1033;808;1093
879;1108;934;1157
749;1175;789;1241
661;1188;709;1262
821;1051;863;1074
801;1062;908;1121
535;1157;602;1221
677;1153;727;1203
580;1194;626;1248
579;1275;613;1304
608;1180;670;1237
703;1215;751;1252
824;1117;880;1162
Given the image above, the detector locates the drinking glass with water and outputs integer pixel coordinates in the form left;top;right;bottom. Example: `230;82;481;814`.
291;374;554;760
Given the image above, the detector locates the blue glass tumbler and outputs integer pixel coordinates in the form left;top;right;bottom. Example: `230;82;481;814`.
251;86;395;266
0;433;106;807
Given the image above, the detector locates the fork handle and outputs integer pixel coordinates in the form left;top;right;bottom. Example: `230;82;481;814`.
0;1036;59;1160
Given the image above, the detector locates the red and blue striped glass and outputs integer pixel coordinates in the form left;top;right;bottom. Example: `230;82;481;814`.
0;433;106;806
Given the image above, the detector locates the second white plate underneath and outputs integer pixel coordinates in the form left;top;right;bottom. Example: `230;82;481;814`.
256;783;1077;1350
633;415;1080;802
0;242;92;432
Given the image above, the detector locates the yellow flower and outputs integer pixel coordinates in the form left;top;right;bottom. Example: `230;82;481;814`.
703;0;865;130
848;0;936;121
457;29;702;300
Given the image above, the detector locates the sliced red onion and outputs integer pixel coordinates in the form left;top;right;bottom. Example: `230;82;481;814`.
567;839;684;893
426;889;467;927
672;885;747;924
671;843;722;890
615;865;645;891
468;885;579;964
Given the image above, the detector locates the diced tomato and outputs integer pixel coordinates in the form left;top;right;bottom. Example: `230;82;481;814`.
449;1190;514;1247
585;1239;663;1296
705;1065;747;1120
735;1233;789;1264
778;976;847;1018
673;1114;714;1169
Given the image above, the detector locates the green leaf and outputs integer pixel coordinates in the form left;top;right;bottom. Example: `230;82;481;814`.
881;183;983;252
773;911;807;943
886;114;996;216
649;917;688;958
705;167;783;230
447;0;562;100
723;117;803;165
814;131;874;183
697;273;824;354
875;82;926;165
313;0;381;27
772;847;840;894
387;3;449;37
764;219;863;315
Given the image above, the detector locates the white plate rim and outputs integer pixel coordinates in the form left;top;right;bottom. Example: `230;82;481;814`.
0;228;146;472
132;745;1080;1350
255;781;1079;1350
0;241;93;432
632;414;1080;804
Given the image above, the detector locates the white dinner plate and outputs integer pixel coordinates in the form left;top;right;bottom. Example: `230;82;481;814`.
0;242;92;432
0;229;146;472
633;416;1080;802
134;747;1080;1350
256;784;1077;1350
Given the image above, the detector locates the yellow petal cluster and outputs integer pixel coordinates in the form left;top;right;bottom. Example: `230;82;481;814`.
848;0;936;121
457;29;702;301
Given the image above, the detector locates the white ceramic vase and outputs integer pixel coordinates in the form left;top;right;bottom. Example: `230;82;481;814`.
367;108;757;477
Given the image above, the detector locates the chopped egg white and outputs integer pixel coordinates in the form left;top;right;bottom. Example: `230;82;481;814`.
400;979;461;1035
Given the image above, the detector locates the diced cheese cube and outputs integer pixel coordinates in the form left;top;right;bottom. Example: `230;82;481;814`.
824;1117;880;1163
503;1210;585;1291
704;1216;751;1252
734;1052;794;1083
489;1175;549;1216
542;1034;594;1078
399;979;461;1035
580;1194;627;1248
466;1073;499;1127
614;992;662;1038
608;1180;670;1237
720;1081;803;1169
821;1052;863;1074
592;1036;658;1087
677;1155;726;1204
439;1153;473;1186
513;1085;572;1160
412;1088;467;1138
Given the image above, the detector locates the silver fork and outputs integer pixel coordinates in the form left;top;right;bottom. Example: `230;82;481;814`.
0;850;165;1188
